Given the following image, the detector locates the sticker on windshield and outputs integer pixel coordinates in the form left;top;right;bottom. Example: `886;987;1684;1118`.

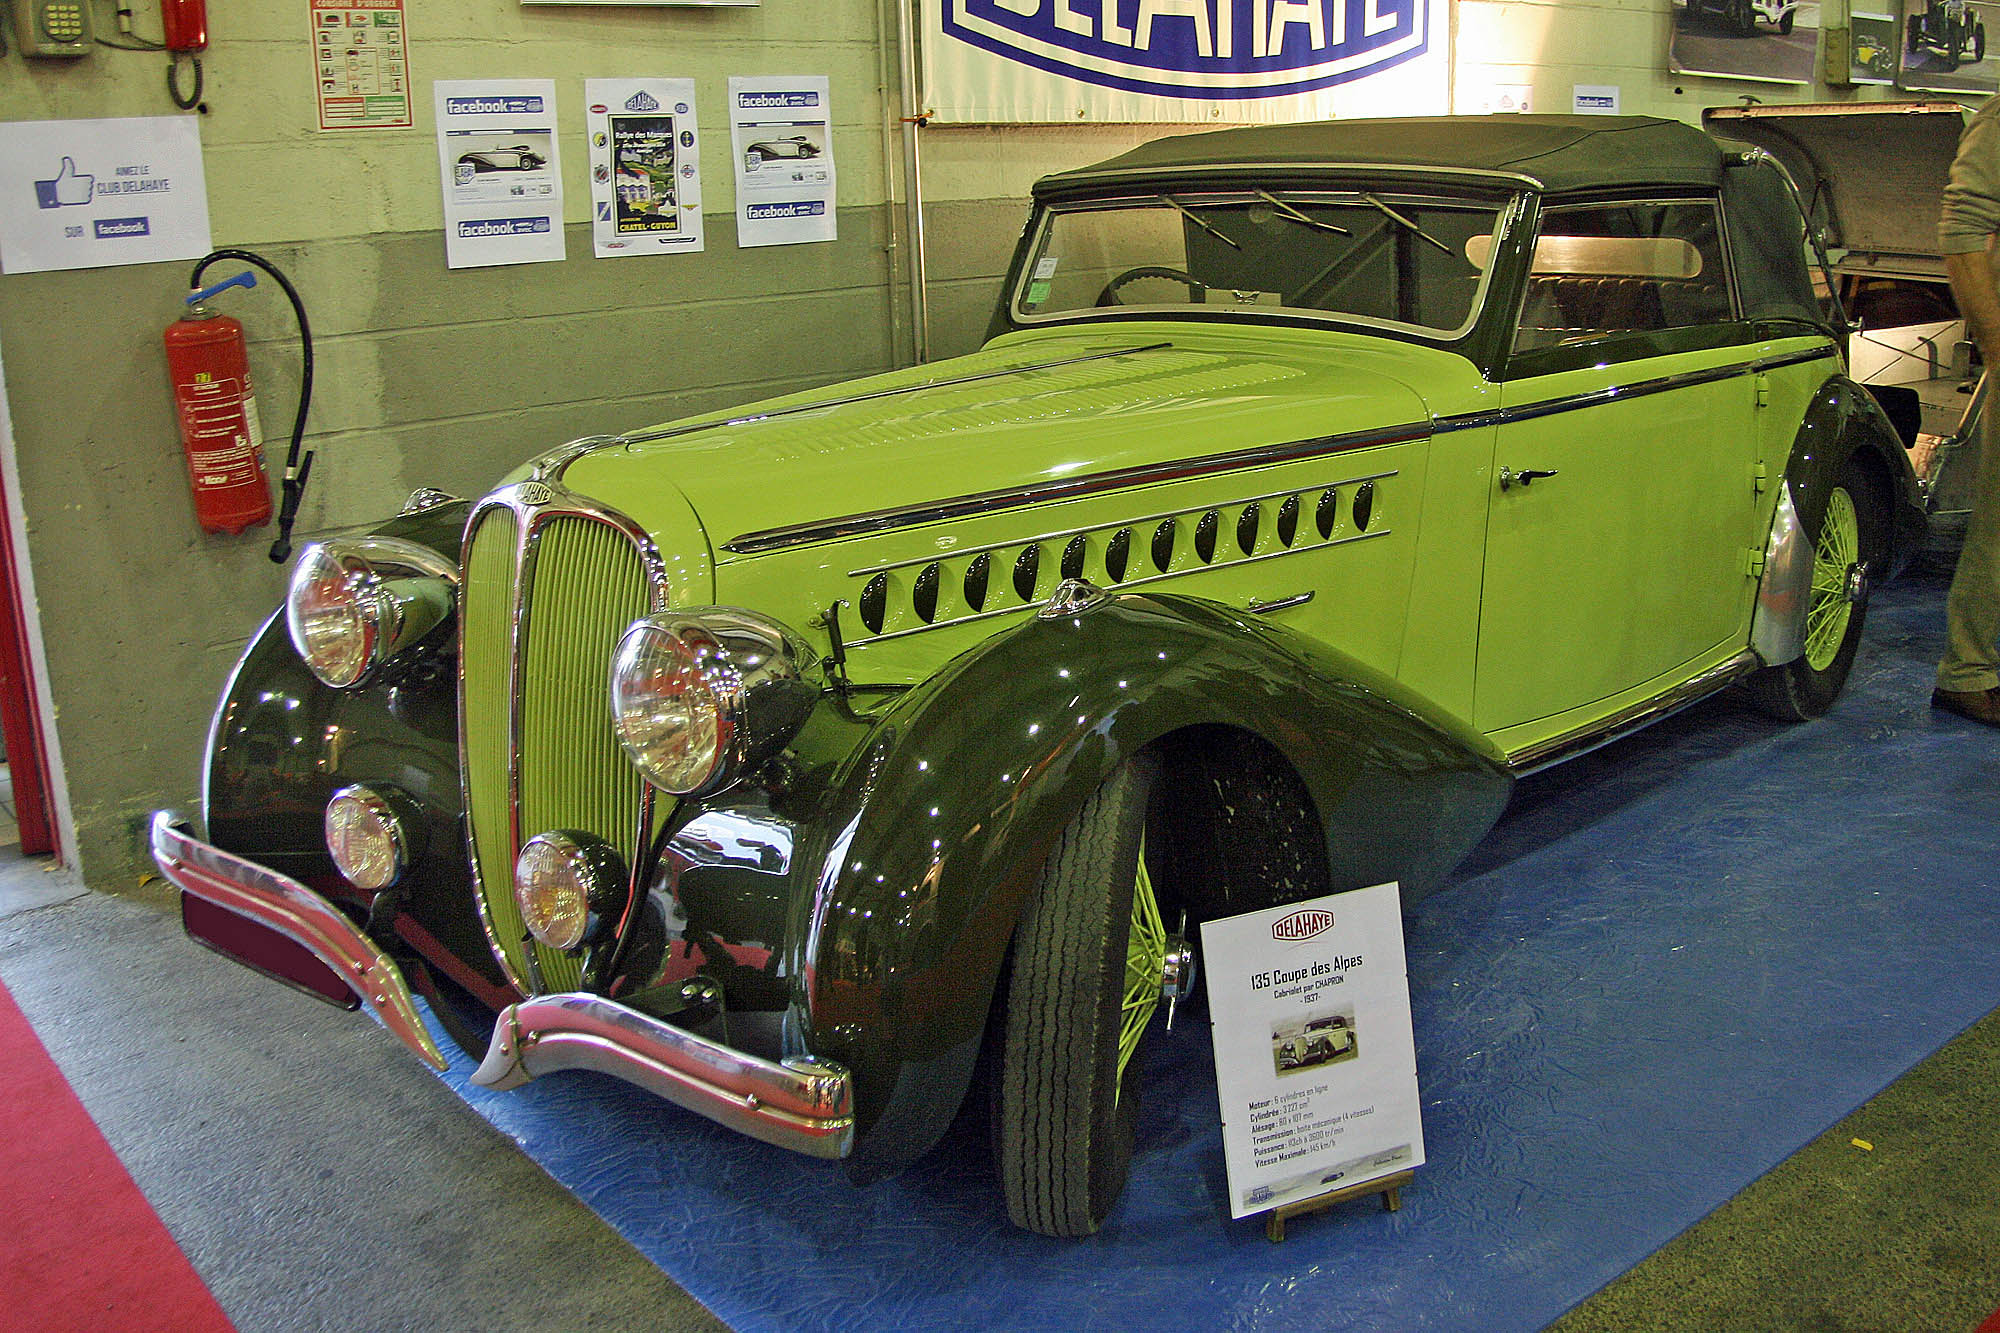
1033;256;1059;280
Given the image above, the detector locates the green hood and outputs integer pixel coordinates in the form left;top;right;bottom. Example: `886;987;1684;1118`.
560;324;1469;566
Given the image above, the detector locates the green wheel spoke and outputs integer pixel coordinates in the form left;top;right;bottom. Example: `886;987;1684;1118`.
1117;834;1165;1099
1803;487;1858;672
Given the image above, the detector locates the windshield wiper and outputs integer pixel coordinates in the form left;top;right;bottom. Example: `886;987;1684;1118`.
1359;193;1452;255
1159;194;1241;250
1253;189;1350;236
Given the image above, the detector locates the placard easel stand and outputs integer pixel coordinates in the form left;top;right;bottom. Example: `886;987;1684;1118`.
1264;1169;1414;1242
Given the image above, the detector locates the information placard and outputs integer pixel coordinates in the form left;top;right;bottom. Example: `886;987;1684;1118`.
1201;882;1423;1218
728;75;835;248
433;80;564;269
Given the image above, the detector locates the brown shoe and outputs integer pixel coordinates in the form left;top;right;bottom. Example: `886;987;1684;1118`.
1932;686;2000;726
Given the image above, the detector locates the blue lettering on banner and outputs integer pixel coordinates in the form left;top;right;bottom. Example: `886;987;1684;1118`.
93;216;150;238
745;201;827;220
942;0;1427;99
445;96;546;115
738;92;822;108
457;217;554;237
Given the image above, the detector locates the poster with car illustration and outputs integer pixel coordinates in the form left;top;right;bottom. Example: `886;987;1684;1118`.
1852;11;1902;82
729;75;836;247
432;80;563;268
1898;0;1999;94
1668;0;1817;84
586;79;704;259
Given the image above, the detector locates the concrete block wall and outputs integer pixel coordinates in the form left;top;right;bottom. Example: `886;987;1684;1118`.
0;0;906;888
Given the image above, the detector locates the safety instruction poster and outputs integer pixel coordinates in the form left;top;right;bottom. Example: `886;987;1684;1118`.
1201;882;1424;1218
585;79;703;260
0;116;211;274
728;75;836;248
311;0;412;131
433;80;564;269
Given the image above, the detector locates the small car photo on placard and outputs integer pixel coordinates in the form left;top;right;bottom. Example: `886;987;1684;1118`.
1273;1009;1360;1076
450;131;556;197
1898;0;1999;92
1669;0;1817;83
743;130;823;174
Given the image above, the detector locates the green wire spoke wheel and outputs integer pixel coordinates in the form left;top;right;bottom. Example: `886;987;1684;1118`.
1748;459;1883;721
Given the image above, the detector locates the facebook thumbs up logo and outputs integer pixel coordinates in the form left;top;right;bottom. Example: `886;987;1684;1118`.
34;157;95;209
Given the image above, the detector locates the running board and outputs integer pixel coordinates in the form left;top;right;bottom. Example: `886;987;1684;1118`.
1504;650;1762;776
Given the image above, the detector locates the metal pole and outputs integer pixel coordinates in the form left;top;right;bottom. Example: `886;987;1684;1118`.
895;0;931;363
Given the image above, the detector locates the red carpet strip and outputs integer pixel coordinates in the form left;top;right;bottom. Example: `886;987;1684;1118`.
0;976;234;1332
1976;1304;2000;1333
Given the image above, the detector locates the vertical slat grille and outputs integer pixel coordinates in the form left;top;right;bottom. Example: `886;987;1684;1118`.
462;506;654;994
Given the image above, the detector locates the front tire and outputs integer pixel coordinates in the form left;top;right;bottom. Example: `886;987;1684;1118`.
996;757;1164;1237
1748;459;1884;721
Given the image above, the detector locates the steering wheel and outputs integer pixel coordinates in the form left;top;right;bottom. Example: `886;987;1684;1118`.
1096;266;1207;307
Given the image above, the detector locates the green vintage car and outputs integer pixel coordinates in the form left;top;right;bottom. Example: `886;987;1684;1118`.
152;116;1924;1238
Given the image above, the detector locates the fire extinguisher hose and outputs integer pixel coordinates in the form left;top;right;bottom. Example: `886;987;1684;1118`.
189;249;313;564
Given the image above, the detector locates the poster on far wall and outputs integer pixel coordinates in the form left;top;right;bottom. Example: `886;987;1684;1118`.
729;76;836;248
586;79;704;259
1898;0;1999;95
0;116;211;274
923;0;1448;123
310;0;413;131
1669;0;1817;85
433;79;564;269
1852;10;1902;83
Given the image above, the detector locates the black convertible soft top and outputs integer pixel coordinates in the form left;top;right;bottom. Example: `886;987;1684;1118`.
1035;115;1732;196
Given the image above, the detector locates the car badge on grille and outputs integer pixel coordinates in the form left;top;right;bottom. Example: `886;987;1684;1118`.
517;481;554;506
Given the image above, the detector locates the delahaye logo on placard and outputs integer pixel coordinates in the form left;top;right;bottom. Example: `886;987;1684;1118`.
942;0;1428;99
1271;908;1335;941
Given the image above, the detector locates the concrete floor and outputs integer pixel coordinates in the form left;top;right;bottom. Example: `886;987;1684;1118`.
0;858;725;1333
4;791;1998;1331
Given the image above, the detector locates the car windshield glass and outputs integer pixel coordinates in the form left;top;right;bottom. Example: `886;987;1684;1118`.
1017;187;1515;335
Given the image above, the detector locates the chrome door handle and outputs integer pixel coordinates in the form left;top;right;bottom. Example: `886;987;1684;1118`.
1499;467;1559;492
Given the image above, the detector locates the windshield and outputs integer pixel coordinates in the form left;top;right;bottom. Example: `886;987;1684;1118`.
1016;186;1517;336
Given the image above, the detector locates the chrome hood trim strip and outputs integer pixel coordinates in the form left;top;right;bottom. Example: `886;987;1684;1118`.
149;811;448;1072
722;425;1426;555
473;992;855;1160
1434;345;1838;436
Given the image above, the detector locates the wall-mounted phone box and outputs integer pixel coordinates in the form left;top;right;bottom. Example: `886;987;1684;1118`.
14;0;93;56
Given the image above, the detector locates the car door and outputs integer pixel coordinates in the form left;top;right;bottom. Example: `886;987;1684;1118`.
1474;198;1763;737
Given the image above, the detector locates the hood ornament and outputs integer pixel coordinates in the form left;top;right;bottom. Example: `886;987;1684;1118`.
1039;578;1110;619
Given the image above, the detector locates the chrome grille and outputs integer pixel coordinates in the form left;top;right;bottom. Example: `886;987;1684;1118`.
461;494;662;994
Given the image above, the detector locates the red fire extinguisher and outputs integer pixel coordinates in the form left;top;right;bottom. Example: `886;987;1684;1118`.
165;271;272;536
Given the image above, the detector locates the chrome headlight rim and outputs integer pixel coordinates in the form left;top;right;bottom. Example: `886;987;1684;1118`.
285;537;459;690
514;830;626;952
324;783;417;893
609;608;821;799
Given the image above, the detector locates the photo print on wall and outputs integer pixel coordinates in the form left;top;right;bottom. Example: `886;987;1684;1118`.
1898;0;1999;94
1669;0;1818;85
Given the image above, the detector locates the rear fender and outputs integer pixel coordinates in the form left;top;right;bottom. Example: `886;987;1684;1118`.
791;589;1511;1176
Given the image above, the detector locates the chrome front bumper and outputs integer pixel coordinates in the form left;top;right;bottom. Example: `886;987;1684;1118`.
149;810;448;1071
473;991;855;1160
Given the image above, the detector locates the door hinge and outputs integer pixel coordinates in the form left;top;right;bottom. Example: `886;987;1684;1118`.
1752;462;1770;495
1744;546;1767;577
1755;373;1772;408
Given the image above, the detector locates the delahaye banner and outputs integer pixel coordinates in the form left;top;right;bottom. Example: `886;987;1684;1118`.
922;0;1449;124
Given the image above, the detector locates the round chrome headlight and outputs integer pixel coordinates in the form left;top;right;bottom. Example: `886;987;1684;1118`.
285;538;458;690
288;545;376;688
514;831;624;951
324;785;415;892
609;610;820;797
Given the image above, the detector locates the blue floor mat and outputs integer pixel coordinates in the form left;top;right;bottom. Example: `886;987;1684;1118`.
435;571;2000;1332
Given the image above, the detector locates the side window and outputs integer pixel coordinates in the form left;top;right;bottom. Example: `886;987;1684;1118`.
1513;201;1735;357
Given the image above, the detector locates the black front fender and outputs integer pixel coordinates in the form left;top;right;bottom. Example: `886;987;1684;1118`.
787;590;1512;1177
